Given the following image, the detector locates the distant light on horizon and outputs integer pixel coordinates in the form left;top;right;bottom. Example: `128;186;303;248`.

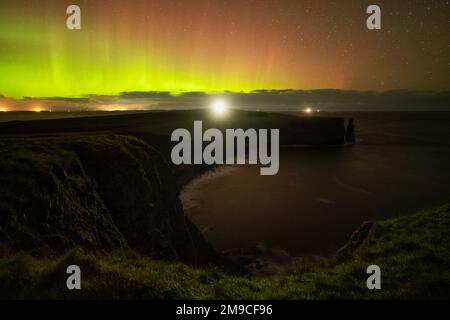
212;99;228;116
305;108;312;114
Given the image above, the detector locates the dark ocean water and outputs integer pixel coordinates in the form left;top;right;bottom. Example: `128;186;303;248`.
182;112;450;256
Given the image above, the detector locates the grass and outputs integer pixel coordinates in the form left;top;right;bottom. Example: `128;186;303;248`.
1;203;449;300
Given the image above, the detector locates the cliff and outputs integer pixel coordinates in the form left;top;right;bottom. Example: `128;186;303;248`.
0;135;219;265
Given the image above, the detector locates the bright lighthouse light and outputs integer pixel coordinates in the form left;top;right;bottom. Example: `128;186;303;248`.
212;99;227;115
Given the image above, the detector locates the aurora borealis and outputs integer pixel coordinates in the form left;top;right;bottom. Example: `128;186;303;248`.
0;0;449;100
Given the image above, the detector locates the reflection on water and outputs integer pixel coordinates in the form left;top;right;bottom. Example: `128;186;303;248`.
181;112;450;256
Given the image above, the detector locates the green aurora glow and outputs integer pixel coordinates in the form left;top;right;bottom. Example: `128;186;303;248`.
0;0;449;99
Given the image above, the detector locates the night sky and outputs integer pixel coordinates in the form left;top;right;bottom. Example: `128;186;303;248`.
0;0;449;98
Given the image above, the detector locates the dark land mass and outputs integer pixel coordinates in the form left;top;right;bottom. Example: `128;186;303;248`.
0;135;219;266
0;110;449;299
0;109;345;186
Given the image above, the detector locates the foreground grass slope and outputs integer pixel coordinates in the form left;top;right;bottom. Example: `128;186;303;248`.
1;203;449;299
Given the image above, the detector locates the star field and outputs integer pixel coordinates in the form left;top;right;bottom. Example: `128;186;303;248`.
0;0;448;98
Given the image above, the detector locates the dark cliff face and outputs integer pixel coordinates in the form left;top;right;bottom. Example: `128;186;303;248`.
0;135;219;265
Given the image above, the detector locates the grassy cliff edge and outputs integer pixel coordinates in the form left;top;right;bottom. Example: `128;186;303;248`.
1;203;449;299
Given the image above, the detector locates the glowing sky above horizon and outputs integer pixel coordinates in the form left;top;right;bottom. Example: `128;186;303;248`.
0;0;449;98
